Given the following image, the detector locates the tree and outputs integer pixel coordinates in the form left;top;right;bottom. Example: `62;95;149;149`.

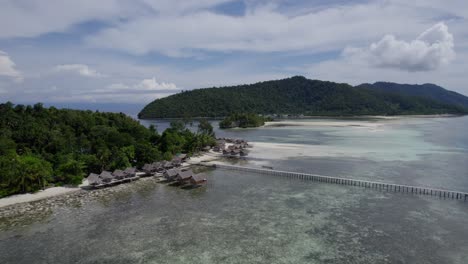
56;158;86;185
197;119;215;137
18;155;53;193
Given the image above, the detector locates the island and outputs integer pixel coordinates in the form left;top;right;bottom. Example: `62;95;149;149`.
138;76;468;119
219;113;271;129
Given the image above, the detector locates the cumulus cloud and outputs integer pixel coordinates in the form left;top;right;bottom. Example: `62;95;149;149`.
0;50;23;82
54;64;105;77
104;77;178;92
345;22;455;71
135;77;177;90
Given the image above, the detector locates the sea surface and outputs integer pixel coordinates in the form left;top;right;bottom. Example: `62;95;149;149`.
1;116;468;264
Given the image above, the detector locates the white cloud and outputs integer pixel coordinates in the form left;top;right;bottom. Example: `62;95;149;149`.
344;22;455;71
135;77;177;90
106;77;177;92
0;0;233;39
0;0;126;39
54;64;105;77
0;50;23;82
86;2;433;57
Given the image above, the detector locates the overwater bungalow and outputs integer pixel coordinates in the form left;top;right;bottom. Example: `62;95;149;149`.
163;168;179;181
142;164;155;175
171;156;182;167
190;174;207;185
87;173;102;186
162;161;174;169
124;167;137;178
176;169;194;183
100;171;114;183
112;169;126;180
152;162;164;172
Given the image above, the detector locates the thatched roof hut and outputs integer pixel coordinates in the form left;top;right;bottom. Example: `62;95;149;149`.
87;173;101;186
190;174;207;185
176;169;193;182
112;169;126;180
152;162;164;172
100;171;114;182
230;149;240;155
142;164;154;174
124;167;137;177
163;168;179;180
171;156;182;167
163;161;174;169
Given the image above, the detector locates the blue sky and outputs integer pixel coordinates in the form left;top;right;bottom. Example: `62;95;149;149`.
0;0;467;113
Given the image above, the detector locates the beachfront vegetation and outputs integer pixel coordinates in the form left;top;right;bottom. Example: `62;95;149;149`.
0;102;215;197
219;113;270;129
138;76;468;119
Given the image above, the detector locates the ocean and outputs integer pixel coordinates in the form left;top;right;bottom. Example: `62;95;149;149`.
1;116;467;263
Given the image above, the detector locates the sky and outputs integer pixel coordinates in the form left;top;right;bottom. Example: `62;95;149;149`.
0;0;467;113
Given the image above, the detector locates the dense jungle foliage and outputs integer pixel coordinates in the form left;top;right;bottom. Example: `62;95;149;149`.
0;102;215;197
138;76;467;118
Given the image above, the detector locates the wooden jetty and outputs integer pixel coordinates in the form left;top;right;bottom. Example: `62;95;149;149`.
211;163;468;201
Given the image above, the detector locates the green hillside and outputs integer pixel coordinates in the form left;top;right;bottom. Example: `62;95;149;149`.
139;76;467;118
357;82;468;109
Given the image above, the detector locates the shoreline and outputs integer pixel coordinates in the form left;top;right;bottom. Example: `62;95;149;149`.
0;151;225;209
138;113;464;121
0;186;82;209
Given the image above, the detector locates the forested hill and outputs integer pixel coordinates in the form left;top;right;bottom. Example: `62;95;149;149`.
138;76;467;118
357;82;468;109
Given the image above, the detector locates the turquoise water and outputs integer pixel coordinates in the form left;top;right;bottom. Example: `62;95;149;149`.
1;116;468;263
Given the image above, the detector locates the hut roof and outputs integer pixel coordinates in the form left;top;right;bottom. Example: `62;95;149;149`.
87;173;101;185
177;169;193;180
112;169;126;178
163;161;174;168
124;167;137;174
172;156;182;164
100;171;114;180
142;164;154;171
191;173;207;184
164;168;179;177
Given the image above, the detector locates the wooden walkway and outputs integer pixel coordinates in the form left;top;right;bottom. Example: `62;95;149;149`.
209;163;468;201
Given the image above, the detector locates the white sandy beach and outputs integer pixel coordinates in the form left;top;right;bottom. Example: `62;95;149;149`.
0;186;82;208
264;120;386;129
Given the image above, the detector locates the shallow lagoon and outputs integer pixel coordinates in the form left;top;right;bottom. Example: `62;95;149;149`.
1;116;468;263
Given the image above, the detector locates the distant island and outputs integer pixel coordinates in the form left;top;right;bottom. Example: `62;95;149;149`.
138;76;468;119
219;113;271;129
